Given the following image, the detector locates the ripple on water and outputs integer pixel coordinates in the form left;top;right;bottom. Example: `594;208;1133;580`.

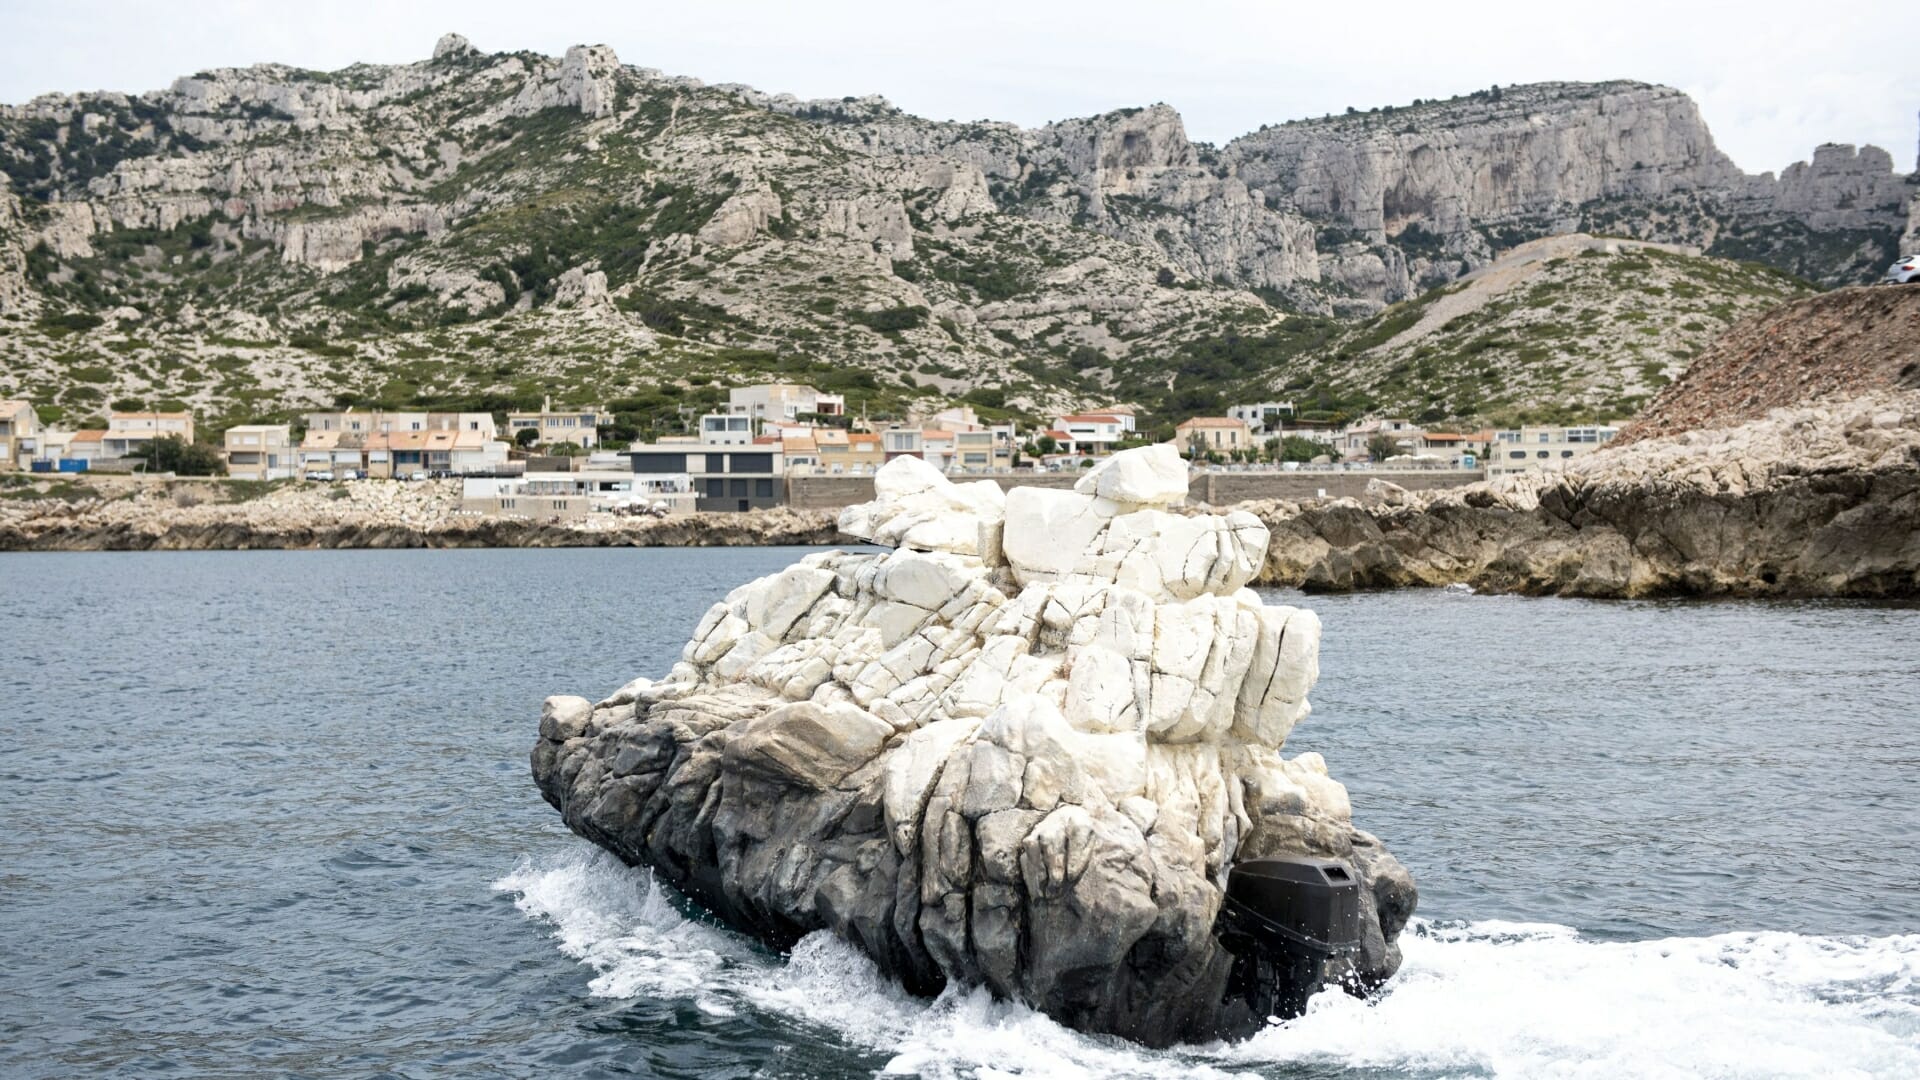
0;551;1916;1077
498;847;1920;1080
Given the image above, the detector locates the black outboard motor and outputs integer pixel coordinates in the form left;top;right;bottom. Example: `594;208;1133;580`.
1213;856;1365;1024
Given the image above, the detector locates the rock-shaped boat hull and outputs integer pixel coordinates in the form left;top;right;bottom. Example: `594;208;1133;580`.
531;445;1415;1045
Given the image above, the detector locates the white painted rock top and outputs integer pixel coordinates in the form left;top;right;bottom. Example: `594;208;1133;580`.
663;443;1334;864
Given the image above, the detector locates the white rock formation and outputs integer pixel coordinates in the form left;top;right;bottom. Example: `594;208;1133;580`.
531;443;1415;1045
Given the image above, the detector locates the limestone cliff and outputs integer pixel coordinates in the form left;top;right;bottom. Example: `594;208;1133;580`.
1;38;1910;429
1227;82;1912;297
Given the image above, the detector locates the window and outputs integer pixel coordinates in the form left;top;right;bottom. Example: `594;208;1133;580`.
1537;432;1551;443
553;500;566;510
730;479;748;497
705;478;724;497
1536;450;1549;458
755;479;772;498
632;453;687;473
1508;451;1526;460
1560;450;1574;458
728;453;773;474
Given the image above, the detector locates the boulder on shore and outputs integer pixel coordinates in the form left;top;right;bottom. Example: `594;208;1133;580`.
530;442;1416;1045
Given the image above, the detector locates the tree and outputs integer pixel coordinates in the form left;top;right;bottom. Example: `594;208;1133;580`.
1279;435;1324;463
131;435;224;476
1035;435;1059;455
1366;433;1399;462
1185;432;1208;459
515;427;539;449
1264;436;1282;463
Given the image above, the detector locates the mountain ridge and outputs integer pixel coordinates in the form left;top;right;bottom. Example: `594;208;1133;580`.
0;34;1910;435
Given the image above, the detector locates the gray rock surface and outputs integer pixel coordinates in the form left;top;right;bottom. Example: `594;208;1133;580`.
1248;392;1920;597
531;445;1416;1045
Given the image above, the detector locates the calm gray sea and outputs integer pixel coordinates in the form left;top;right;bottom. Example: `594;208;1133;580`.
1;548;1916;1078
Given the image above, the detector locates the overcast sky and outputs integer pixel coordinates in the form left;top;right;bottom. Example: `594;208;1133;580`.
3;0;1913;175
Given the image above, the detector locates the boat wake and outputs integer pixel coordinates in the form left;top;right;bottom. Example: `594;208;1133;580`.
494;848;1920;1079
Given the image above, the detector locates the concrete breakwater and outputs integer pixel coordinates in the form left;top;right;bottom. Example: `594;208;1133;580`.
0;478;844;551
787;469;1485;510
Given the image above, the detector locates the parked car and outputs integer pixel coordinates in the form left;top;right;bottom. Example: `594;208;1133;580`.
407;471;428;481
307;470;333;481
1885;256;1920;284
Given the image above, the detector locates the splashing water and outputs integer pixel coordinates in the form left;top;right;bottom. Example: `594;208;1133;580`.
495;849;1920;1080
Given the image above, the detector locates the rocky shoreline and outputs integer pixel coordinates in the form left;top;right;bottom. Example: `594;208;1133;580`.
0;478;845;551
5;394;1915;598
1250;392;1920;598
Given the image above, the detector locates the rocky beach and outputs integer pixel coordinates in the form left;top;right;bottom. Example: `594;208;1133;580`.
0;476;843;551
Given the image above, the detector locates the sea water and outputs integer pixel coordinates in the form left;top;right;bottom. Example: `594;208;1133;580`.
1;549;1915;1078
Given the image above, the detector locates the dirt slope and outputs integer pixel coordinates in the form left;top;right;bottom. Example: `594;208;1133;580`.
1618;285;1920;444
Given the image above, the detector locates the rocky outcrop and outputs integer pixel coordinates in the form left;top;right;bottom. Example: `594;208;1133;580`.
0;189;30;313
530;445;1415;1046
1245;392;1920;597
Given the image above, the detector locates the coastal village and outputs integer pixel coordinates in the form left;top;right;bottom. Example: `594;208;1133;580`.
0;383;1624;520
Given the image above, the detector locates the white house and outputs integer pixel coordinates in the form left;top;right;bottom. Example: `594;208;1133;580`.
1053;414;1127;452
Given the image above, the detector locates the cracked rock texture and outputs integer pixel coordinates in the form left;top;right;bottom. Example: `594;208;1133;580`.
1246;391;1920;597
531;444;1414;1045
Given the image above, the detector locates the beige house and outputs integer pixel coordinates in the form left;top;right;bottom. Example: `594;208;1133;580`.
461;471;697;519
223;424;294;480
1339;417;1422;458
296;411;505;478
1175;417;1253;455
1485;424;1623;477
817;430;885;473
104;411;196;458
0;400;42;471
507;398;610;448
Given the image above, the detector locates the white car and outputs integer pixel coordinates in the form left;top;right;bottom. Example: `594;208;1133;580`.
1885;256;1920;284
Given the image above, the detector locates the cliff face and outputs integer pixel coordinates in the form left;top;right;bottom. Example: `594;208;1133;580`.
1227;83;1913;297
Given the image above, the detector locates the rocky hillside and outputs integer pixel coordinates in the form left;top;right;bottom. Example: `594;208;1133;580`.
0;36;1912;434
1618;285;1920;443
1264;235;1813;424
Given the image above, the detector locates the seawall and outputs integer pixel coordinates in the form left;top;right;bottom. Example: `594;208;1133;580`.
788;469;1485;510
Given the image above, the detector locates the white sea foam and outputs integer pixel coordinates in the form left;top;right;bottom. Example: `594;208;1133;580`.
494;849;1920;1079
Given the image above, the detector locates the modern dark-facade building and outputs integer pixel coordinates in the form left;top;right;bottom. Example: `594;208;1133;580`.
629;443;786;511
